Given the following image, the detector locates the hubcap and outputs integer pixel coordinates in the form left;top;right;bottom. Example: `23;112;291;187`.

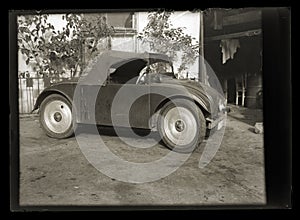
163;106;198;146
53;112;62;122
175;120;185;132
43;100;72;134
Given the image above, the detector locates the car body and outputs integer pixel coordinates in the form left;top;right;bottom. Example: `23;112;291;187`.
34;50;226;152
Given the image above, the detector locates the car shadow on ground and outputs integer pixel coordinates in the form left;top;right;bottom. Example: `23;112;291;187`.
75;124;162;142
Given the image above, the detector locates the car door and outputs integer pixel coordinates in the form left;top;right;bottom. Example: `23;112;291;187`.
94;82;151;129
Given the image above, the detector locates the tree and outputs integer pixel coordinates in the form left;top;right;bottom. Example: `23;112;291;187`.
18;14;54;77
138;11;199;75
18;13;114;78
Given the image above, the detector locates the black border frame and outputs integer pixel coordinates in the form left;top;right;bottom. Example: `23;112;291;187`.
9;7;292;211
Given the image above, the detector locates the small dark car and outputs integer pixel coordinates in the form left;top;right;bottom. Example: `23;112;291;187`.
33;50;226;152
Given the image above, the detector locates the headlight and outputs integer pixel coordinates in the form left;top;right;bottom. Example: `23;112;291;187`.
218;100;226;112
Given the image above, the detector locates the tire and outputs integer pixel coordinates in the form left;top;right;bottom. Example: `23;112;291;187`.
157;99;206;153
39;94;74;139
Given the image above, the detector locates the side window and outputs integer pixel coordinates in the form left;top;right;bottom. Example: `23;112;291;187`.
108;59;146;84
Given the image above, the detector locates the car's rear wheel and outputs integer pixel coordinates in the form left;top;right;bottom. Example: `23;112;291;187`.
158;99;206;153
39;94;74;138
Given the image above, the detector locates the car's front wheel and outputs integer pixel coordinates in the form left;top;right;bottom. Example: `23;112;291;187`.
39;94;74;139
158;99;206;153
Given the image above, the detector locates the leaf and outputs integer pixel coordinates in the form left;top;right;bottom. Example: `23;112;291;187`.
21;48;29;56
19;26;30;33
66;28;70;37
25;35;31;42
25;58;30;65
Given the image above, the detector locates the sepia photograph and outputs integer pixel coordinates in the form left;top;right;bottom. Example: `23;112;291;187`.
9;8;291;209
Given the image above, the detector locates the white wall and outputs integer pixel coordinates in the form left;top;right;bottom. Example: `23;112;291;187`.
111;36;135;52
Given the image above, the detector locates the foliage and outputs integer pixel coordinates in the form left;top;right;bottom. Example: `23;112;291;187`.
18;13;114;77
138;11;199;74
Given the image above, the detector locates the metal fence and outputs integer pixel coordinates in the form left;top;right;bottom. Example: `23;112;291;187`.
18;76;70;114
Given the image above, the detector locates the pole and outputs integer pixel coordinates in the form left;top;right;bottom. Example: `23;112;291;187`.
199;11;207;84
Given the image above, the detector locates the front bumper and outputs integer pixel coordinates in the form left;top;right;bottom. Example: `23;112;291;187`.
206;112;227;130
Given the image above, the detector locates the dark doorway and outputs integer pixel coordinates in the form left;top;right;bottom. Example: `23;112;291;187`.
227;78;236;104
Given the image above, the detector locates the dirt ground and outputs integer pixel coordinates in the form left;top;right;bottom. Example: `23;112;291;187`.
19;104;265;206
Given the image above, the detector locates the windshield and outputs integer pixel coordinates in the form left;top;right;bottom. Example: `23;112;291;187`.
139;62;174;77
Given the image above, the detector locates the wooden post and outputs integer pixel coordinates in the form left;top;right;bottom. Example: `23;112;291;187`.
235;79;239;106
199;11;207;84
241;74;246;106
223;79;228;102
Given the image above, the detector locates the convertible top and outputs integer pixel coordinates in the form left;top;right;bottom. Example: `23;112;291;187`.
105;50;171;67
81;50;172;85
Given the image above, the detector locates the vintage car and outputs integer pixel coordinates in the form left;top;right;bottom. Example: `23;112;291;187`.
33;50;226;152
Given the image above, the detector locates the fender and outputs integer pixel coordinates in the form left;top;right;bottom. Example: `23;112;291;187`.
32;82;77;112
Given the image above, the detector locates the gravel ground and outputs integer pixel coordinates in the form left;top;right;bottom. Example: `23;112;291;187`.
19;104;265;206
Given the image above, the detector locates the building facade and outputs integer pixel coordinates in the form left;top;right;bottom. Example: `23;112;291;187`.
18;10;263;114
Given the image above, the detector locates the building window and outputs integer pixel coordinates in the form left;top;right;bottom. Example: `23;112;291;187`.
106;12;134;29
